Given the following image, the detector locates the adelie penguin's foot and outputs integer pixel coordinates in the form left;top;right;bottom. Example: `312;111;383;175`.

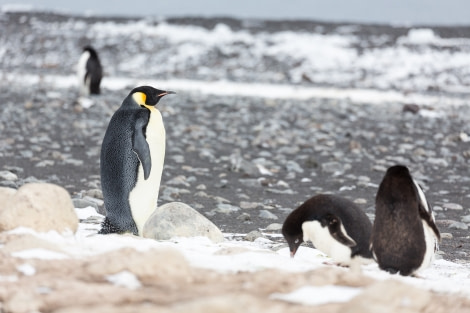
322;261;349;268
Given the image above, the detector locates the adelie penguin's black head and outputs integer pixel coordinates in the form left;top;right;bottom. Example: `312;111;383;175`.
83;45;99;59
130;85;176;109
282;217;304;257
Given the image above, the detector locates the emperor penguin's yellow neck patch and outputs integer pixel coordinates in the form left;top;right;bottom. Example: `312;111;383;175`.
132;92;147;106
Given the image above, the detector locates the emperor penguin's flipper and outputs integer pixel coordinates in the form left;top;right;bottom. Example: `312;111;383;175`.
132;115;152;180
324;214;357;247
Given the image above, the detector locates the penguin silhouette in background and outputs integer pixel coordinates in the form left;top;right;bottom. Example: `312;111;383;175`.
77;45;103;95
99;86;175;236
282;194;373;266
371;165;440;276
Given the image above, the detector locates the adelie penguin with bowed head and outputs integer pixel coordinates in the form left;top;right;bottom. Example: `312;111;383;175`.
370;165;440;276
77;45;103;95
99;86;175;236
282;194;373;266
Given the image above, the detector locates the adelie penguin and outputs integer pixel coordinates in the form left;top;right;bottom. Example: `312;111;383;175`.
99;86;175;236
282;194;373;266
77;45;103;95
371;165;441;276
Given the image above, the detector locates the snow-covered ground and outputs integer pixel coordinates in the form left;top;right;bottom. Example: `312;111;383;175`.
6;207;470;306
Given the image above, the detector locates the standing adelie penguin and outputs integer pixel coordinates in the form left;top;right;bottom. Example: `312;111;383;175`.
282;194;373;265
371;165;440;276
77;45;103;95
99;86;175;236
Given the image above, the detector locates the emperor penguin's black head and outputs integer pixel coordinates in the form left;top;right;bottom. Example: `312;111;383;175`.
129;86;175;109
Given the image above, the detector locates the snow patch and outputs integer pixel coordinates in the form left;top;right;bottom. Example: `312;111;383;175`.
271;285;363;306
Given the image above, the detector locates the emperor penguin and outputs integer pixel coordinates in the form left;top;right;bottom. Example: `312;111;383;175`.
99;86;175;236
371;165;440;276
282;194;373;266
77;45;103;95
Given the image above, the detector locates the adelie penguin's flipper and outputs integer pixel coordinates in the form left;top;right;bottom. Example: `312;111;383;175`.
324;213;357;247
132;115;152;180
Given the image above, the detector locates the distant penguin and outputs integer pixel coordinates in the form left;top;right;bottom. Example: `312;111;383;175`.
371;165;440;276
77;45;103;95
99;86;175;236
282;194;373;265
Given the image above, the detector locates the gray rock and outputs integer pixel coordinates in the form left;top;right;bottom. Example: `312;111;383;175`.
265;223;282;231
461;215;470;223
440;233;453;239
285;160;304;173
239;178;263;188
443;203;463;210
239;201;261;210
321;161;344;173
215;203;240;214
0;170;18;181
259;210;278;220
230;153;260;176
237;213;251;221
72;198;98;211
244;230;265;241
85;189;103;200
266;188;296;195
143;202;224;243
427;157;449;167
449;221;468;230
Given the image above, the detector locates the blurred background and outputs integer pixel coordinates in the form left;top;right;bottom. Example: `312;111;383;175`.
1;0;470;25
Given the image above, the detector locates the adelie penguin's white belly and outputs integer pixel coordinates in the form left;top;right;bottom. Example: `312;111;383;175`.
302;221;354;265
416;221;438;273
129;108;165;235
77;51;90;95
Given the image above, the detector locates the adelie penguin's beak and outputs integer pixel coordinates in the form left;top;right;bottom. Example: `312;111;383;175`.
290;249;297;258
159;90;176;97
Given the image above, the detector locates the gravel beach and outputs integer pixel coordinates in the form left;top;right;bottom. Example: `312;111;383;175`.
1;11;469;262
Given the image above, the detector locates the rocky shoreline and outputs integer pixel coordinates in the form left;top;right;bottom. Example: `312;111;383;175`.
0;82;469;262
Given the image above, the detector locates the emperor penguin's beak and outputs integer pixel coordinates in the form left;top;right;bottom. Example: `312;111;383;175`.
159;90;176;97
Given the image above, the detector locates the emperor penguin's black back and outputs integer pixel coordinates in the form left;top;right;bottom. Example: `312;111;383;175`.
372;165;426;276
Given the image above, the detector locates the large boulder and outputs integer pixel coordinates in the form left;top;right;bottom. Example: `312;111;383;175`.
0;183;78;233
143;202;224;243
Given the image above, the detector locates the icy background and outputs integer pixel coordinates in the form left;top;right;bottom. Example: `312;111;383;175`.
1;10;470;96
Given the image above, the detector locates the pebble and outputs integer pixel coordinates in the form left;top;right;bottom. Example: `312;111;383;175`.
239;201;260;210
448;221;468;230
0;170;18;181
443;203;463;211
236;213;251;221
441;233;453;239
244;230;265;242
259;210;278;220
265;223;282;231
215;203;240;214
461;215;470;223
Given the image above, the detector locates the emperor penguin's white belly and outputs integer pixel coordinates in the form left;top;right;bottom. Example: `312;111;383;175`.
129;108;165;235
302;221;353;265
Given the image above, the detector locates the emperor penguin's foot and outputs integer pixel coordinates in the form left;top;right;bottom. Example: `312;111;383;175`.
98;217;137;235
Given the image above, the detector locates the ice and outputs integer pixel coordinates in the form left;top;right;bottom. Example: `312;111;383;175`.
106;271;142;290
271;285;363;306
